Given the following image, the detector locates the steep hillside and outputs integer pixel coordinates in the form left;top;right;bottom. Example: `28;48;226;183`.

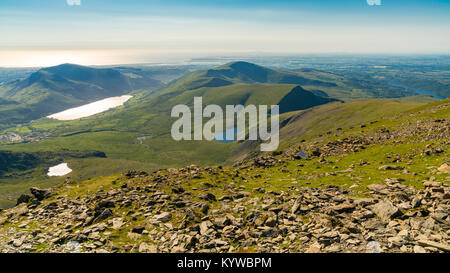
0;99;448;253
0;64;163;129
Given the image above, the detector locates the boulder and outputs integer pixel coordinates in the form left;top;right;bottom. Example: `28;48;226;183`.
201;193;217;202
100;209;113;219
265;217;277;227
329;203;355;213
111;218;124;230
437;163;450;173
131;226;145;234
153;212;172;223
367;184;387;192
139;242;158;253
378;165;403;171
6;203;29;220
291;197;302;214
417;240;450;252
16;194;31;205
423;181;443;188
413;245;427;253
366;241;382;253
200;221;213;235
371;199;402;221
30;187;53;201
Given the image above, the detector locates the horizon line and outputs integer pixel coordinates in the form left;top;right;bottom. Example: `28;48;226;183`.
1;53;450;69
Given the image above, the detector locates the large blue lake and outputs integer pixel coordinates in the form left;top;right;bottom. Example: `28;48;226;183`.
387;82;445;100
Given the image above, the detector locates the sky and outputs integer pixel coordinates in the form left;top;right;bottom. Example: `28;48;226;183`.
0;0;449;67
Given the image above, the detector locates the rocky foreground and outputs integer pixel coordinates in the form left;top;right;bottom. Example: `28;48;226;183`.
0;162;448;253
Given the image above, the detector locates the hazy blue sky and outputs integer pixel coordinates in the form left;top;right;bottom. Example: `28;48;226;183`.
0;0;449;66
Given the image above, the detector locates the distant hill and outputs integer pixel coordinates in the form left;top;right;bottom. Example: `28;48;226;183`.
161;61;337;95
0;64;163;129
49;62;339;138
207;61;337;86
5;63;163;103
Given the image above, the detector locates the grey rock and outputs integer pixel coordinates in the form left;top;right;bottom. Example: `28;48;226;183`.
100;209;113;219
30;187;53;201
139;242;158;253
16;194;31;206
111;218;124;229
378;165;403;171
366;241;382;253
154;212;172;223
371;199;402;221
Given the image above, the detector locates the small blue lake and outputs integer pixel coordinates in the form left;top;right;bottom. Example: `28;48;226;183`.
214;127;242;143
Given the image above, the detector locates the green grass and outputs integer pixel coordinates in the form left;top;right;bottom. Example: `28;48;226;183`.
1;98;447;208
269;99;425;151
0;63;448;210
1;132;447;250
392;95;438;104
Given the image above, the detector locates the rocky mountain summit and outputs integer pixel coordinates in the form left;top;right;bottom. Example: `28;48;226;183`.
0;139;448;254
0;164;448;253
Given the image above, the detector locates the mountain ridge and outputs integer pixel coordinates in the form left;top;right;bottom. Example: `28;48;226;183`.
160;61;337;96
0;64;164;129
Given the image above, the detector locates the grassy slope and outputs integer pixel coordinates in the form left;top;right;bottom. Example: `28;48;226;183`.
0;84;310;197
278;99;426;146
392;95;438;104
0;62;446;208
58;97;450;196
0;99;446;252
0;98;442;208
